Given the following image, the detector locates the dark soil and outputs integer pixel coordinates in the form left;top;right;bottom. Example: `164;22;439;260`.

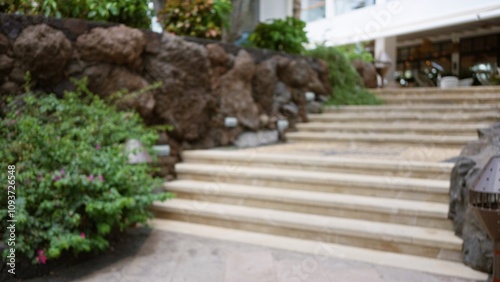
1;227;152;281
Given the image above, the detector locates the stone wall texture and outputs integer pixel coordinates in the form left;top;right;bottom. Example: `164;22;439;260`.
0;14;329;175
449;123;500;273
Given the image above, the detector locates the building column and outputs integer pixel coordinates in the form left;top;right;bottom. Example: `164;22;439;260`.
374;36;397;85
451;33;460;76
325;0;335;18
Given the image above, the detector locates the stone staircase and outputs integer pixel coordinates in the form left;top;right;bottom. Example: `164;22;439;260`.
152;86;500;281
288;89;500;148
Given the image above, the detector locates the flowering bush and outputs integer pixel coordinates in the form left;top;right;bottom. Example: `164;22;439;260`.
159;0;232;39
0;80;171;266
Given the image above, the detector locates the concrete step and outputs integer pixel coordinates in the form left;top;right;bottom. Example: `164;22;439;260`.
286;131;475;148
379;93;500;105
182;150;453;180
324;104;500;114
296;122;487;136
152;219;488;281
308;112;499;123
371;86;500;96
152;199;462;262
175;163;450;203
165;179;452;229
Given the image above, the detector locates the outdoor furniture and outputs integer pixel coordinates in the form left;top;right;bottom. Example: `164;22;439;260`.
459;78;474;87
374;60;391;88
440;76;459;89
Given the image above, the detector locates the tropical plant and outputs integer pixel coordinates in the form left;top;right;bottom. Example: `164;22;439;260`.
1;0;153;29
160;0;232;39
0;78;172;265
306;45;382;105
248;16;308;54
335;43;374;62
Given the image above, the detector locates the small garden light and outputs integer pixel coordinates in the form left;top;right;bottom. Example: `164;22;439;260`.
277;119;289;132
153;145;171;157
469;156;500;282
305;91;316;102
224;117;238;128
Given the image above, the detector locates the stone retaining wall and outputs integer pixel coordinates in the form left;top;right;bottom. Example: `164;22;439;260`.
0;14;330;176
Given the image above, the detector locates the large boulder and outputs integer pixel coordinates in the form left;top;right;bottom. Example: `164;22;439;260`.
0;33;10;55
13;24;72;83
76;25;145;68
81;63;155;119
307;58;331;95
272;81;292;114
277;57;326;95
290;88;308;123
206;43;230;90
449;123;500;273
352;59;378;88
144;34;212;141
216;50;260;130
0;54;14;80
252;58;278;114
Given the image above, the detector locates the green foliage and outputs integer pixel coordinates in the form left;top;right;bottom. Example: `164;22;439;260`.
335;43;374;62
248;17;308;54
160;0;232;39
1;0;153;29
306;45;382;105
0;80;172;264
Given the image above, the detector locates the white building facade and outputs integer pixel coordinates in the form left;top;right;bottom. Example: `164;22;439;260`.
260;0;500;85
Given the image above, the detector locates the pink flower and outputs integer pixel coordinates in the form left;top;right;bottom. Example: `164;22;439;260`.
88;175;95;182
37;175;43;182
80;232;85;239
95;144;101;150
98;175;104;182
60;169;65;175
36;250;47;264
52;176;61;182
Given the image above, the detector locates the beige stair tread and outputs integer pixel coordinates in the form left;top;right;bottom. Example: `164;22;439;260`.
151;219;488;281
154;198;461;250
325;104;500;112
297;122;488;131
371;85;500;94
286;131;475;145
182;150;454;173
175;163;449;193
380;94;500;100
164;180;449;218
308;112;498;121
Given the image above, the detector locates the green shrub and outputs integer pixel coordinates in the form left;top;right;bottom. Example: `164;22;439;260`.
306;45;382;105
0;80;172;265
160;0;232;39
335;43;374;62
248;17;308;54
1;0;153;29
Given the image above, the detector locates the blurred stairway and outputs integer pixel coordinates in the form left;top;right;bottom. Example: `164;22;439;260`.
151;86;500;281
287;87;500;148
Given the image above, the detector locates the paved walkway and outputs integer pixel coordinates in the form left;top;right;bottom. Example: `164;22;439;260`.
27;227;474;282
